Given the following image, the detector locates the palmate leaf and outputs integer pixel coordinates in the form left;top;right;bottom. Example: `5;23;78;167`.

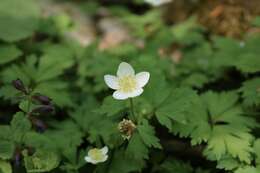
171;91;257;167
171;93;211;145
204;126;254;163
0;44;75;107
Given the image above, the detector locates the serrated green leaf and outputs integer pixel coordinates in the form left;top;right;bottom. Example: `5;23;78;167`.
138;120;161;149
156;88;197;128
240;78;260;106
126;133;149;162
235;166;260;173
216;156;240;171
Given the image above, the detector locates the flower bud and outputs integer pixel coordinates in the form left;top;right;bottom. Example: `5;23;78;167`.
14;151;21;166
32;93;52;105
12;79;27;94
31;117;47;132
31;105;54;115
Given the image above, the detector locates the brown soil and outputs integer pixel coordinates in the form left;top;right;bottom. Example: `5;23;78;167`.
165;0;260;38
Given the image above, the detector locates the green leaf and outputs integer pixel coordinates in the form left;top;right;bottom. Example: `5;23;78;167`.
171;91;257;165
156;88;197;129
0;46;75;107
252;16;260;26
11;112;31;143
159;157;193;173
216;156;240;171
23;149;60;173
204;126;254;163
0;160;12;173
235;53;260;73
137;120;161;149
202;92;256;163
0;126;12;141
0;44;22;64
254;139;260;165
24;132;56;151
181;73;209;88
240;78;260;106
108;149;143;173
0;0;40;42
97;96;126;117
171;16;204;45
142;71;171;108
0;141;15;160
235;166;260;173
126;133;149;163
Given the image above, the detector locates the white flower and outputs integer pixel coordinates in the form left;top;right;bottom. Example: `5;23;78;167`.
84;146;108;164
144;0;172;6
104;62;150;100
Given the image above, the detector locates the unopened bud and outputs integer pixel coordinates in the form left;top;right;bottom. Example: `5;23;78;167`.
31;117;47;132
32;93;52;105
12;79;27;94
14;151;21;166
31;105;54;115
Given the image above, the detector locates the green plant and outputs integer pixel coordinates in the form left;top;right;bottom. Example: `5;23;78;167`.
0;0;260;173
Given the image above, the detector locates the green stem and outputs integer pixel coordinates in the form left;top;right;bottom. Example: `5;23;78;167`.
27;96;31;112
129;98;136;121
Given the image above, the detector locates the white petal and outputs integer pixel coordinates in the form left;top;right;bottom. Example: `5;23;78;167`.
85;156;94;163
101;146;108;155
113;90;129;100
145;0;171;6
104;75;119;89
128;88;144;98
100;155;108;162
117;62;135;77
135;72;150;88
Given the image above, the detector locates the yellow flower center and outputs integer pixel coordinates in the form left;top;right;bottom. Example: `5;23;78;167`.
88;149;104;161
118;75;137;93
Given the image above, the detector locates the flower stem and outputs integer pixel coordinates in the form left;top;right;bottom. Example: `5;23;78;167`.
129;98;136;121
